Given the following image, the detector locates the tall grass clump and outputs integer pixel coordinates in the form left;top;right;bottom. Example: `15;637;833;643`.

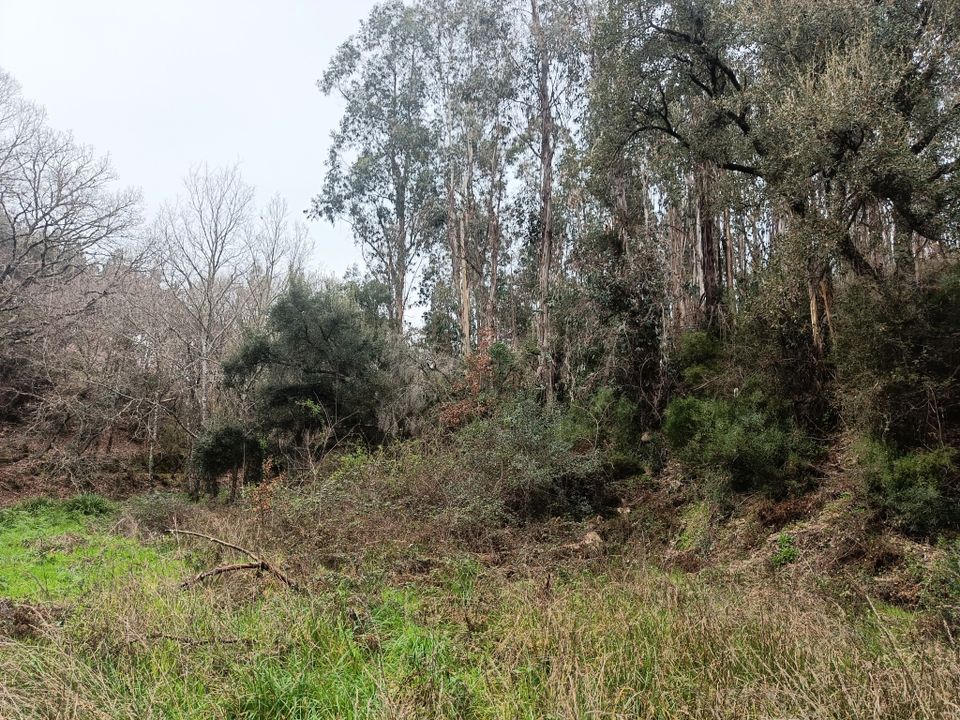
3;564;959;719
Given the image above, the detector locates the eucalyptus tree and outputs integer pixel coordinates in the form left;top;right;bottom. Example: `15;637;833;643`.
590;0;960;346
518;0;591;392
311;0;443;332
424;0;519;352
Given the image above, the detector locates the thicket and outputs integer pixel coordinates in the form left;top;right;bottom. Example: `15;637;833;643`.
190;422;263;500
833;265;960;449
834;264;960;534
662;330;815;499
855;440;958;536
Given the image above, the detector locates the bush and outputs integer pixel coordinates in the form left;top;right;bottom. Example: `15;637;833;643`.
223;278;391;444
663;393;811;497
671;330;723;389
127;492;196;535
856;439;959;535
922;538;960;630
62;494;115;517
191;422;264;498
731;280;832;433
559;387;645;475
454;401;607;523
833;264;960;449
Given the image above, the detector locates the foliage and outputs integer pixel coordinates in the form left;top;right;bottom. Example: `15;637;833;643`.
731;284;832;432
560;387;645;476
310;0;442;330
771;533;799;569
676;500;712;552
554;229;665;414
62;494;115;517
855;439;960;536
671;330;723;390
922;538;960;631
593;0;960;278
190;421;263;500
453;400;607;523
663;392;812;497
224;279;391;446
834;264;960;449
127;491;198;535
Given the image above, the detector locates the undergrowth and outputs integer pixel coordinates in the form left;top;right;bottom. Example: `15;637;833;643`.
1;492;959;718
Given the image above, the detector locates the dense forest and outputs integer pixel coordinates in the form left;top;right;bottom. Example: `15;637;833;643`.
2;0;960;717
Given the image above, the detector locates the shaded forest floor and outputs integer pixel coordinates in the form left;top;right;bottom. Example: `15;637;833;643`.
2;441;959;719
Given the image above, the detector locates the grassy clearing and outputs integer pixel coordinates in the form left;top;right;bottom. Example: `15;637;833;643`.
0;495;180;601
1;493;959;718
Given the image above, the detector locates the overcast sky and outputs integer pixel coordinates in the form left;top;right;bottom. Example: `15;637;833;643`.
0;0;374;276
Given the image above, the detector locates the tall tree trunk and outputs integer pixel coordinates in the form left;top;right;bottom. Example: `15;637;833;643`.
199;334;210;428
483;182;502;343
695;162;720;325
531;0;555;395
723;206;734;307
457;132;474;353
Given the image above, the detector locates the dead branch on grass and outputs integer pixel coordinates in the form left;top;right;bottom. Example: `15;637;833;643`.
166;528;302;592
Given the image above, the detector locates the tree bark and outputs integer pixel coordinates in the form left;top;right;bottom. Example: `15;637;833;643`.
531;0;555;395
695;162;720;325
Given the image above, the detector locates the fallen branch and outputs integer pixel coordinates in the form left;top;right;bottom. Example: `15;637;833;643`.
133;632;252;646
166;528;301;592
179;561;266;589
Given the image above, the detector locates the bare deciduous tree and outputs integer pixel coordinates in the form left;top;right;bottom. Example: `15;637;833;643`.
0;69;140;346
243;194;310;329
154;164;253;428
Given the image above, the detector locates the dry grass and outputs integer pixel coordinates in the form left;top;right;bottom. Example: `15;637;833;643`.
2;551;959;719
2;440;959;719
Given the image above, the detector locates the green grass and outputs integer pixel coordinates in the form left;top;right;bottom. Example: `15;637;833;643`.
0;495;181;601
1;494;959;718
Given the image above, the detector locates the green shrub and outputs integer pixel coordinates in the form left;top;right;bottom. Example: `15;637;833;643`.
856;439;959;535
731;283;830;432
922;538;960;630
62;493;115;517
672;330;723;389
833;264;960;449
488;341;522;394
191;422;264;498
454;401;606;523
223;278;391;444
663;393;811;497
560;387;644;475
771;533;799;568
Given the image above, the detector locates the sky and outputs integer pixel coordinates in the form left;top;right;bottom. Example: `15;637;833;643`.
0;0;374;276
